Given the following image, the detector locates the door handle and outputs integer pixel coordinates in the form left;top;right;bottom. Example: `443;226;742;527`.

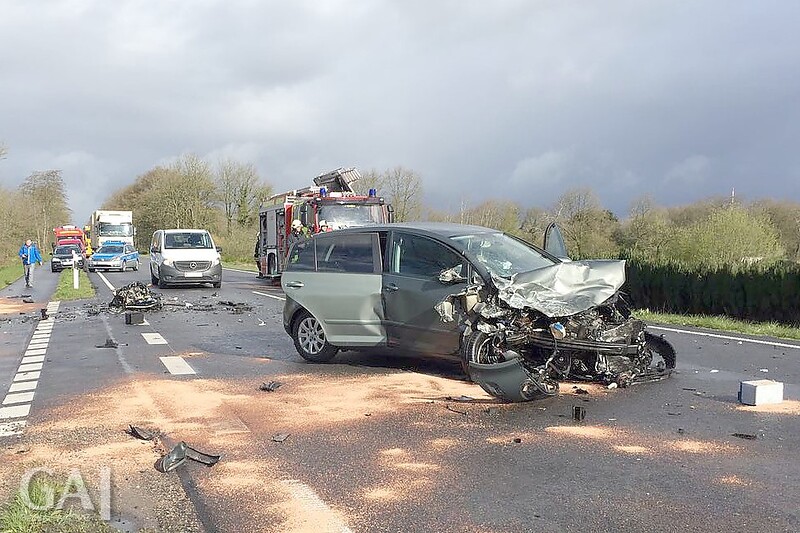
285;281;304;289
383;283;399;292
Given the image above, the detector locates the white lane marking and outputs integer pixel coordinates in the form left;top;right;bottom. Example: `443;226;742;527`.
0;404;31;419
8;381;37;392
0;421;26;437
13;371;41;382
650;326;800;350
3;392;35;405
159;356;196;375
31;334;50;340
24;349;47;357
18;363;43;373
252;290;286;302
22;356;45;364
142;332;168;345
281;480;354;533
223;267;260;274
28;342;49;349
96;272;116;291
36;325;53;331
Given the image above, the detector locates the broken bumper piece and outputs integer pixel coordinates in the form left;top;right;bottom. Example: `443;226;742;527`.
468;359;556;403
156;441;221;473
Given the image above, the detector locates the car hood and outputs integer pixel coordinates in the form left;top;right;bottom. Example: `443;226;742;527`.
92;252;123;260
491;259;626;318
161;249;219;261
53;253;79;260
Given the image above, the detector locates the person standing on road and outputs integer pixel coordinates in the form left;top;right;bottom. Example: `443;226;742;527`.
19;239;43;288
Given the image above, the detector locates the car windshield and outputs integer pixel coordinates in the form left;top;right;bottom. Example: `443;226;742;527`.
317;204;384;227
98;223;133;237
164;232;213;249
97;245;124;254
55;246;79;255
452;232;557;278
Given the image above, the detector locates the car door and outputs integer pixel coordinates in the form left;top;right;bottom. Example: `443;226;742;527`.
150;231;162;276
382;231;468;356
282;232;387;346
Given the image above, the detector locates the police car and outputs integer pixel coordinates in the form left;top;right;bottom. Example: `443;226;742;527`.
87;241;140;272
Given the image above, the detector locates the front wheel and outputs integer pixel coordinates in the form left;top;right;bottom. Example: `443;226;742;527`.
644;332;676;370
291;310;338;362
150;271;158;285
461;330;506;379
121;260;127;272
132;259;139;271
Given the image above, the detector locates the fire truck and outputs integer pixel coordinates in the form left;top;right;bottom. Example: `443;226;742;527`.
257;167;393;278
53;225;91;255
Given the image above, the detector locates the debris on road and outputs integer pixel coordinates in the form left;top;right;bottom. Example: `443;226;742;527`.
710;369;720;373
573;387;589;395
445;395;475;403
572;406;586;421
127;425;157;441
156;441;221;472
731;433;758;440
96;338;119;348
22;298;34;304
739;379;784;406
40;308;49;319
218;301;254;314
272;433;290;443
109;281;163;314
125;311;145;325
445;405;468;415
259;381;283;392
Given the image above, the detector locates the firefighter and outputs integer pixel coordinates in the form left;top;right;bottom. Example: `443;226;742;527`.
288;220;310;248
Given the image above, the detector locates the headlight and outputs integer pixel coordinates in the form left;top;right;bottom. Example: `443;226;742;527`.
163;258;174;266
211;258;220;266
52;258;61;263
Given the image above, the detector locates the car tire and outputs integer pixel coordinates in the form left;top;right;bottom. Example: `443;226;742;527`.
212;281;221;288
291;310;338;363
267;255;277;276
158;274;168;289
88;268;95;273
460;331;499;379
644;332;676;369
151;270;158;285
133;260;139;271
121;260;127;272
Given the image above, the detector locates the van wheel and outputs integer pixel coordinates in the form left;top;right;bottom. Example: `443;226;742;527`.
291;310;338;363
150;271;158;285
213;281;221;288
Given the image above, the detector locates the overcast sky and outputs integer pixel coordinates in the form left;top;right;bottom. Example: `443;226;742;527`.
2;0;799;225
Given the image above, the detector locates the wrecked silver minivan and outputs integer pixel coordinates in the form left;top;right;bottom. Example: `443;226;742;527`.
281;222;675;402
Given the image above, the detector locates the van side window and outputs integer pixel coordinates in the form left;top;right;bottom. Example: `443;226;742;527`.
285;240;315;271
390;233;464;280
316;233;377;274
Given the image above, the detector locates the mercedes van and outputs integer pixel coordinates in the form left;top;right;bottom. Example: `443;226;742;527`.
149;229;222;288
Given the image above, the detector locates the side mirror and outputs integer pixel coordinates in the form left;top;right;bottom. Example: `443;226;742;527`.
216;246;223;253
438;266;466;284
543;222;569;260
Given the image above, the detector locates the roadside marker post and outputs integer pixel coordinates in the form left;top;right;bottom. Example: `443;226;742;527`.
72;251;79;289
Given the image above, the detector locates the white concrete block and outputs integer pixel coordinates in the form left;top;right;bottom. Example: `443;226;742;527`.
739;379;784;406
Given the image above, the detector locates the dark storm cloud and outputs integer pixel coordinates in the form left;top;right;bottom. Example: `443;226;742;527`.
1;0;799;224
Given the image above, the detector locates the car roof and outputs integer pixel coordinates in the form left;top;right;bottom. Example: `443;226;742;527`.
328;222;501;238
159;229;210;233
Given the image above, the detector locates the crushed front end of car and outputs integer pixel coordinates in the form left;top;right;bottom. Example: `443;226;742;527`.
436;260;676;402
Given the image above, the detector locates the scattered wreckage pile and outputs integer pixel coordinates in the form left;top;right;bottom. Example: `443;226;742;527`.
436;260;676;402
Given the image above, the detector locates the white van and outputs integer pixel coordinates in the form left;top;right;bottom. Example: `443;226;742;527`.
149;229;222;288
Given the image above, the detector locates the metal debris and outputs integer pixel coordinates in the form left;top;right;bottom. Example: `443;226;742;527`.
156;441;221;472
445;395;475;403
127;425;156;440
40;309;48;320
22;298;34;304
259;381;283;392
572;406;586;421
96;338;119;349
731;433;758;440
109;281;163;314
272;433;290;443
445;405;468;415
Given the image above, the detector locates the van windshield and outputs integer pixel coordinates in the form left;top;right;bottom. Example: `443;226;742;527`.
164;232;214;249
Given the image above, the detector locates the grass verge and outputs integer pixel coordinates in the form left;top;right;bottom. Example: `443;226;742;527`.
635;309;800;341
0;477;113;533
0;263;22;287
222;260;259;272
52;269;96;301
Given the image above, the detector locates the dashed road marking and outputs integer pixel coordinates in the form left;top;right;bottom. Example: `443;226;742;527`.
0;421;26;437
159;356;196;375
0;404;31;420
281;480;354;533
8;382;37;392
22;356;45;364
24;349;47;356
252;290;286;302
3;392;35;405
13;371;41;382
18;363;43;372
142;332;168;345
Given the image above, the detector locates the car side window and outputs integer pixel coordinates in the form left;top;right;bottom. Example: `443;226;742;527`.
284;240;316;271
316;233;377;274
390;233;464;280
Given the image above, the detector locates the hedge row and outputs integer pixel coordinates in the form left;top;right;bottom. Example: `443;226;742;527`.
624;259;800;326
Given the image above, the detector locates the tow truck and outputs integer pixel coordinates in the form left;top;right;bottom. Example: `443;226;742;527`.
256;167;393;278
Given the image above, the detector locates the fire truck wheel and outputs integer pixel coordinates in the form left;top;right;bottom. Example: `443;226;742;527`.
291;310;338;362
267;255;277;276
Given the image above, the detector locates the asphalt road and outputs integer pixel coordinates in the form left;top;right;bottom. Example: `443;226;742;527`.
1;260;799;532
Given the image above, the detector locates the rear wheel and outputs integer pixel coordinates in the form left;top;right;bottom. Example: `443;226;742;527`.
291;310;338;362
267;254;277;276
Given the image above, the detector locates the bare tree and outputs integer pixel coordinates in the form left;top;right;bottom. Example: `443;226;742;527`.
380;166;423;222
18;170;71;248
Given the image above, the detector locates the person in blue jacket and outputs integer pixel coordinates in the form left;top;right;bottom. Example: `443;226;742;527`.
18;239;43;288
